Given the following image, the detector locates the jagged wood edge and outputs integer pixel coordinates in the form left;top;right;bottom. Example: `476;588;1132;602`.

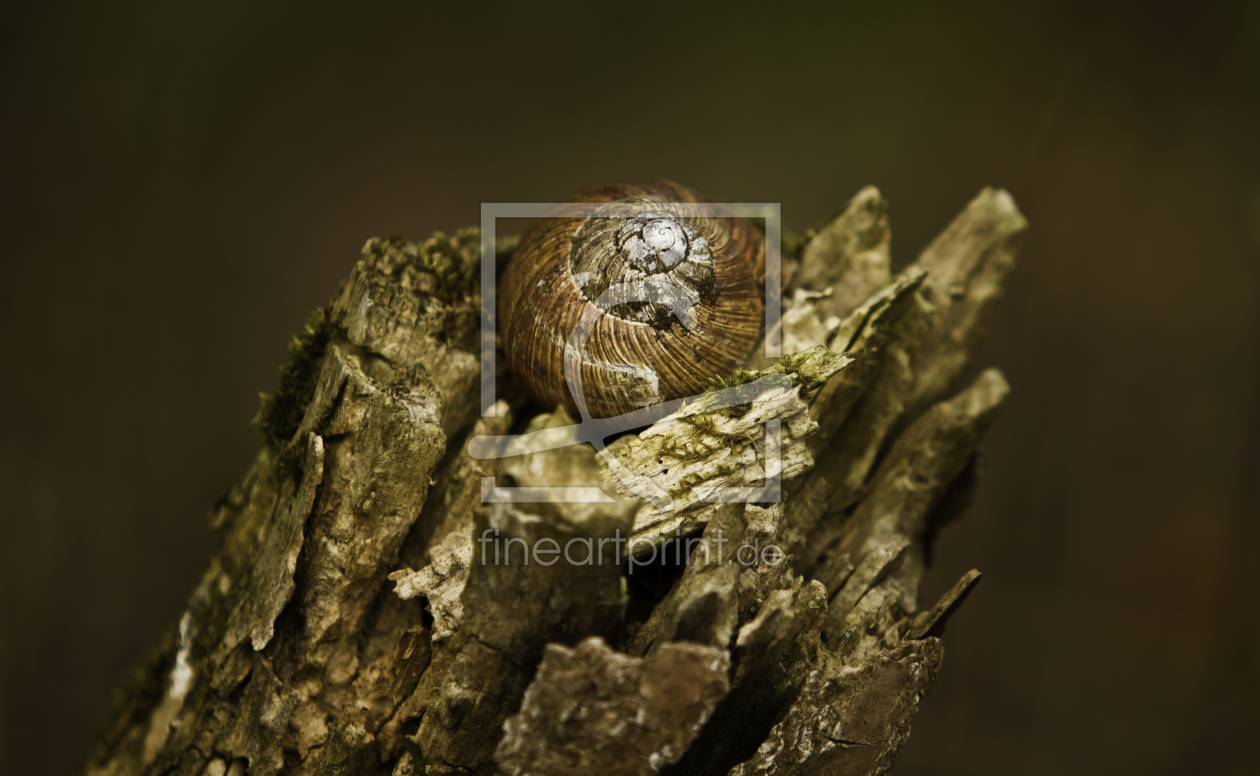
81;187;1026;776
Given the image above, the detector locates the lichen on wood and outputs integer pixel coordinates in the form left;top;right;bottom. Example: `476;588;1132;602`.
603;345;852;552
82;188;1026;776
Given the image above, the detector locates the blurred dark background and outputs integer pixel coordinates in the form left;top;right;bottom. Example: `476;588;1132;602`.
2;1;1258;773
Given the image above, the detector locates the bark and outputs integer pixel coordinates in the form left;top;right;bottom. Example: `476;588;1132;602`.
83;187;1026;776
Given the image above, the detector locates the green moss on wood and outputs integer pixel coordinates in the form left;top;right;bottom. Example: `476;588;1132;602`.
254;307;334;450
702;368;759;418
700;345;845;420
360;228;481;305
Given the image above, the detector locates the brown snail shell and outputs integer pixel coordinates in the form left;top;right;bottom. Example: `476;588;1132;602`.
499;180;765;419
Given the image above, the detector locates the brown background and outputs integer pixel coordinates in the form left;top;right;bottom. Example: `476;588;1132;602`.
2;1;1258;774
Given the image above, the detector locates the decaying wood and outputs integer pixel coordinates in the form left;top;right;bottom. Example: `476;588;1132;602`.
604;345;852;552
496;638;731;776
83;187;1026;775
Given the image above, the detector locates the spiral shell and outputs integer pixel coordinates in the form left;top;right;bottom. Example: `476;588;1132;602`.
499;180;765;419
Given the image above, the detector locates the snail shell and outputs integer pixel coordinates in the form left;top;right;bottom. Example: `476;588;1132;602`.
499;180;765;419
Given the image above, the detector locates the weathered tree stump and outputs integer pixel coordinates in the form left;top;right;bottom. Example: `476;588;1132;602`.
83;185;1026;776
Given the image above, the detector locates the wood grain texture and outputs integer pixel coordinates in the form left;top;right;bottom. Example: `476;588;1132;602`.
81;186;1023;776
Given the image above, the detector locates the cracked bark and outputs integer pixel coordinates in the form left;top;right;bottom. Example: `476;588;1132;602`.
82;187;1025;776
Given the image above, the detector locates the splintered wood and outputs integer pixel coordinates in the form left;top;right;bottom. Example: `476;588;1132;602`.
84;190;1027;776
